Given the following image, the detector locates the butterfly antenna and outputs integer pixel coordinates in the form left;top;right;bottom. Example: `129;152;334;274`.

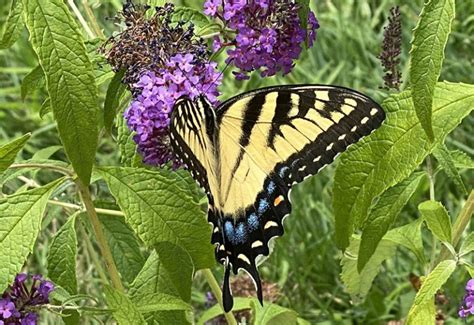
203;58;233;95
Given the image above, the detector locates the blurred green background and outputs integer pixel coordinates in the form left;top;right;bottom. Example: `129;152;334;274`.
0;0;473;323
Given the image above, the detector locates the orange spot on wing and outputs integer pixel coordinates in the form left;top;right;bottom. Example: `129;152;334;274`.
274;195;284;206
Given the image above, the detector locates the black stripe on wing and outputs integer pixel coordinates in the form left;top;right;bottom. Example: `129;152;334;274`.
170;98;213;196
278;88;385;185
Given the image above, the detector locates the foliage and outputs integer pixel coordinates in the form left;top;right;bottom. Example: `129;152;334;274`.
0;0;472;324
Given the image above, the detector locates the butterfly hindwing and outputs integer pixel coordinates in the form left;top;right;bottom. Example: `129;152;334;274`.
170;85;385;312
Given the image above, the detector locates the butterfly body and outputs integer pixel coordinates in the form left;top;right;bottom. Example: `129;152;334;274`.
170;85;385;311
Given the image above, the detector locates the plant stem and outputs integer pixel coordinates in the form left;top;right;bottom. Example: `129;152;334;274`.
76;179;124;292
426;156;435;201
77;220;109;285
435;190;474;265
201;269;237;325
81;0;105;39
10;163;73;176
48;199;125;217
68;0;95;39
426;156;437;271
452;190;474;248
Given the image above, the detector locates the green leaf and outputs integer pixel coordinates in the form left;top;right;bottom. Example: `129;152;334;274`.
129;244;193;301
358;172;424;271
384;219;426;265
39;97;51;119
419;200;452;244
0;0;24;49
104;285;146;325
449;150;474;169
47;212;78;295
406;300;436;325
407;260;456;323
252;300;298;325
0;158;68;187
99;215;145;284
465;264;474;278
130;244;193;325
23;0;99;185
97;167;214;269
21;65;44;101
410;0;455;140
333;82;474;249
116;98;142;167
297;317;311;325
0;178;64;291
32;145;62;160
85;38;113;86
433;144;468;195
134;293;191;314
172;7;213;35
0;133;30;174
197;297;252;325
460;232;474;257
104;70;126;135
341;236;397;303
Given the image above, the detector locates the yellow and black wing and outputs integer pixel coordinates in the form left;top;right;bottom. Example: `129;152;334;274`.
169;85;385;312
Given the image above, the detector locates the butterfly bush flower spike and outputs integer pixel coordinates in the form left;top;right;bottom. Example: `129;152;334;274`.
102;3;221;166
0;273;54;324
459;279;474;318
204;0;320;79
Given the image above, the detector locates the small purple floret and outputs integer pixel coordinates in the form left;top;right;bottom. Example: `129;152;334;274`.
0;299;16;319
20;313;38;325
459;278;474;318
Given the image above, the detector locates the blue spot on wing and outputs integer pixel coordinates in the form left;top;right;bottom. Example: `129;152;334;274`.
258;198;269;215
278;166;290;178
225;221;247;244
267;181;276;194
248;213;259;231
235;223;247;244
225;221;234;242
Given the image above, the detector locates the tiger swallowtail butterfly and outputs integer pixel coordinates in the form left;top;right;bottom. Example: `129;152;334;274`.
169;85;385;311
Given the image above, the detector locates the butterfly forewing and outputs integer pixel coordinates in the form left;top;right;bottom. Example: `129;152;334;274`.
169;85;385;312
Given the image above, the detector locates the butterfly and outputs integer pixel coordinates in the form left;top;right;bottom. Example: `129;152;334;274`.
169;85;385;312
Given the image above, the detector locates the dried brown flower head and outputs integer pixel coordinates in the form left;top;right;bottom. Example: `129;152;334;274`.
100;1;209;88
379;6;402;91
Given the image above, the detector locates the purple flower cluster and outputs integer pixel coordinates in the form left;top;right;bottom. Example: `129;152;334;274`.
204;0;319;79
103;3;223;166
124;54;221;165
459;279;474;318
0;273;54;324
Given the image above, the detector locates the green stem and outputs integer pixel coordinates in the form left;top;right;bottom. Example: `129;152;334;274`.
201;269;237;325
68;0;95;39
76;179;124;292
81;0;105;39
10;163;73;176
77;220;109;285
48;199;125;217
427;156;437;271
426;156;435;201
435;190;474;265
452;190;474;248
